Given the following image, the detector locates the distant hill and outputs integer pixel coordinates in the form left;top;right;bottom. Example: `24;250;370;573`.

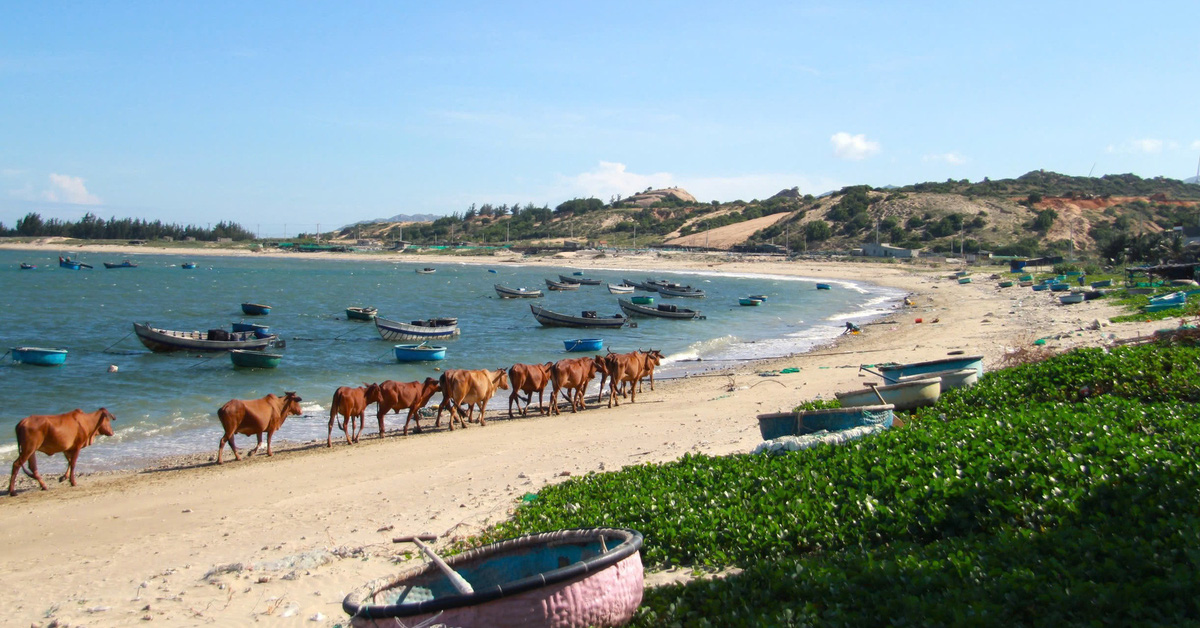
1186;176;1200;185
350;213;442;227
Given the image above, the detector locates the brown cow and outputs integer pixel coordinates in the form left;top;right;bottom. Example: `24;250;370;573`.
603;349;664;401
508;362;555;418
604;351;646;407
436;368;509;429
9;408;115;496
365;378;441;436
550;356;604;415
328;386;369;447
216;392;303;463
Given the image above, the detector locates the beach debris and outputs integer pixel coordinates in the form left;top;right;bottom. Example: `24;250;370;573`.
753;424;886;455
108;364;119;373
310;612;326;622
204;563;246;581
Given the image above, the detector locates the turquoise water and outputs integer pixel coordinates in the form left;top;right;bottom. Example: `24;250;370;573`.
0;250;903;470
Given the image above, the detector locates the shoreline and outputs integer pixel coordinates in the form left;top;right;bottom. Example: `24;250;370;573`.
0;240;1172;627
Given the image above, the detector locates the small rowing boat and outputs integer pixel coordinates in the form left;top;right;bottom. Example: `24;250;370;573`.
607;283;634;294
346;306;378;321
563;338;603;352
103;260;138;269
530;304;626;328
495;284;544;298
757;405;894;440
375;316;461;341
836;377;942;411
11;346;68;366
545;278;580;291
416;267;437;274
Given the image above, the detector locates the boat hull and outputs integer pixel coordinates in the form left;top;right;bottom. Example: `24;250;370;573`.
606;284;634;294
230;350;282;368
836;377;941;411
103;262;137;269
347;307;378;321
757;405;894;440
394;344;447;361
617;298;703;320
656;286;705;298
344;528;643;628
896;368;978;390
375;317;461;341
133;323;277;353
241;303;271;315
1059;293;1085;304
877;355;984;384
564;339;603;352
738;298;762;306
495;284;544;298
545;279;580;291
815;283;832;290
531;305;626;328
11;347;68;366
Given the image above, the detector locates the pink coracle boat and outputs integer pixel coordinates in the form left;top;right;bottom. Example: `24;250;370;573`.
343;528;644;627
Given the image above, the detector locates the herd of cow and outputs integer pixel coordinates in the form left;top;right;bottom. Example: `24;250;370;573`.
7;348;663;497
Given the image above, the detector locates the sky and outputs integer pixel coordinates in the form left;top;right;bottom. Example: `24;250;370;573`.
2;2;1199;237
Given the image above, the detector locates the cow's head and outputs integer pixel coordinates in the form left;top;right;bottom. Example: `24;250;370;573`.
363;382;383;405
493;368;510;390
95;407;116;440
647;349;663;366
282;391;304;417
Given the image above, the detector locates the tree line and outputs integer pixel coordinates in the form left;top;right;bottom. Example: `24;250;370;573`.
0;212;256;241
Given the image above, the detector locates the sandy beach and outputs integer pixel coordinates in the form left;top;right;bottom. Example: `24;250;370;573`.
0;242;1166;627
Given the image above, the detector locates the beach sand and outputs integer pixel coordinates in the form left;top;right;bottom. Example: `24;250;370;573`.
0;242;1168;626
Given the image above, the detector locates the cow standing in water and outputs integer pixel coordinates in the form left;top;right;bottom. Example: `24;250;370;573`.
364;378;441;436
216;392;303;463
328;386;369;446
9;408;115;496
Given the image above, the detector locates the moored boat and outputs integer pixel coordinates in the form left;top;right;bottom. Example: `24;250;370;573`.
133;322;277;353
416;267;436;274
1049;282;1070;292
815;283;832;290
495;284;544;299
103;260;138;269
230;349;282;369
241;302;272;315
998;280;1014;288
375;316;461;341
895;367;978;390
738;298;762;306
630;295;654;305
181;262;197;269
19;263;35;270
607;283;634;294
957;277;972;284
657;285;705;298
346;306;378;321
545;278;580;291
836;377;942;411
748;294;768;301
231;321;272;336
394;343;447;362
875;354;984;384
617;298;704;320
1031;283;1049;291
757;404;894;440
622;278;658;292
1090;279;1113;289
564;338;603;352
530;304;626;328
342;528;644;628
11;346;68;366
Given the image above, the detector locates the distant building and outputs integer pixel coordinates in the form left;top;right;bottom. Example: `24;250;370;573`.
860;242;920;258
216;237;232;243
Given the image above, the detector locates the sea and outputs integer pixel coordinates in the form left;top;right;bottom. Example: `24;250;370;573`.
0;250;905;472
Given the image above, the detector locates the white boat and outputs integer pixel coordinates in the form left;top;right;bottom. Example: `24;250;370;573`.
375;316;461;341
835;377;941;411
1059;292;1085;304
895;368;977;390
607;283;634;294
494;284;543;299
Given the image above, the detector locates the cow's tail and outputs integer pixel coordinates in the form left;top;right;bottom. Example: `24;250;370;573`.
330;390;346;430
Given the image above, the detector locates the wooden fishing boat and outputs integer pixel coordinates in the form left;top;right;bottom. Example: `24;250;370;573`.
815;283;832;290
181;262;197;269
757;404;894;440
133;322;277;353
656;285;705;298
564;338;603;352
738;298;762;306
836;377;941;411
416;267;437;274
342;528;644;628
629;295;654;305
607;283;634;294
394;344;447;362
103;260;138;269
495;284;544;299
545;278;580;291
58;256;90;270
375;316;461;341
895;368;978;390
241;302;271;315
530;304;626;328
622;278;658;292
558;274;601;286
19;263;35;270
617;298;704;320
346;306;378;321
11;346;68;366
229;349;282;369
875;354;984;385
1059;292;1085;304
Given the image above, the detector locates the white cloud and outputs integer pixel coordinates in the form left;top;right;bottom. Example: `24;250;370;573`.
1131;138;1164;154
922;152;967;165
43;173;101;205
1192;140;1200;151
830;132;880;160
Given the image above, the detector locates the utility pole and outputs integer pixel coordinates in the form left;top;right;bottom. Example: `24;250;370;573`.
785;224;790;256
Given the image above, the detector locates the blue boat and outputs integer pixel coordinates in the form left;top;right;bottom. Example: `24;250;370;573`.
241;302;272;315
739;298;763;306
815;283;832;290
875;354;984;385
394;343;447;362
1031;283;1049;291
58;256;90;270
103;260;138;269
564;338;603;352
1049;283;1070;292
231;321;272;337
757;404;894;440
11;346;68;366
181;262;197;269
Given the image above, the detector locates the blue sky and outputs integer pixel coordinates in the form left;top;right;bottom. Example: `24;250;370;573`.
2;2;1198;236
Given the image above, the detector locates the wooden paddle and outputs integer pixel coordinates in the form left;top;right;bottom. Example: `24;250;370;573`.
866;382;888;405
393;534;474;595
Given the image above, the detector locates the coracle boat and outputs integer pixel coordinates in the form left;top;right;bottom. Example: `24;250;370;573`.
617;298;704;320
1090;279;1113;289
346;306;378;321
835;377;942;411
495;284;544;299
629;295;654;305
103;260;138;269
895;367;978;390
607;283;634;294
376;316;461;341
815;283;832;290
545;278;580;291
757;404;894;440
231;321;271;336
11;346;68;366
230;349;282;369
394;343;447;362
1059;292;1085;305
133;322;277;353
342;528;644;628
998;280;1014;288
875;354;984;385
738;297;763;306
564;338;603;352
241;302;272;315
530;304;626;329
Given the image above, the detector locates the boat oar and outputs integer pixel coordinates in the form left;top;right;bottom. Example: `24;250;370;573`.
866;382;888;405
857;364;885;379
393;535;474;595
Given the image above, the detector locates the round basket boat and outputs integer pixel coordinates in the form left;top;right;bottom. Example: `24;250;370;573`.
564;338;603;352
394;344;447;362
343;528;644;628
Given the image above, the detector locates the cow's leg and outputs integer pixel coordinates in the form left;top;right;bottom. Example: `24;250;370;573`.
345;413;355;445
537;388;546;416
27;453;48;491
247;432;263;457
508;390;517;419
377;410;388;439
9;445;39;495
265;429;275;457
218;430;239;463
327;413;336;448
64;448;81;486
435;399;447;429
477;399;489;427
